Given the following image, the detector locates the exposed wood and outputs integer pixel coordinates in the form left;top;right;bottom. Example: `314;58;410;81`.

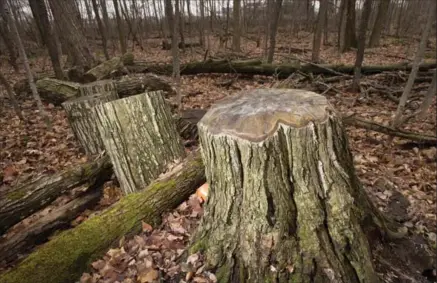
0;152;205;283
0;155;112;236
83;53;134;83
0;190;102;264
191;88;401;282
94;91;185;194
62;84;119;156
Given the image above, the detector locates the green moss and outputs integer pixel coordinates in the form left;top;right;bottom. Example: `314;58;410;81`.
189;239;207;254
7;189;26;201
215;264;231;283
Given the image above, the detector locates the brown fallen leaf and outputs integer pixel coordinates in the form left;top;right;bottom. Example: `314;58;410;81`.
142;221;153;233
137;268;159;283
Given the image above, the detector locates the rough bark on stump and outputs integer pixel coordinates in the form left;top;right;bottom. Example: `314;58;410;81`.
83;53;134;83
94;91;185;194
192;89;402;283
0;155;112;236
77;79;117;97
0;152;205;283
29;75;174;105
62;91;119;156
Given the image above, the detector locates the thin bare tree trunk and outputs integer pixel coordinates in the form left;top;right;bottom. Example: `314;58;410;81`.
90;0;109;59
392;1;435;128
312;0;328;62
351;0;373;91
199;0;205;46
267;0;283;63
6;0;48;120
0;0;18;71
232;0;241;52
0;71;23;120
369;0;390;47
113;0;127;54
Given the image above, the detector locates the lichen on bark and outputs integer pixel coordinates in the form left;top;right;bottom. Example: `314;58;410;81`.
191;89;397;283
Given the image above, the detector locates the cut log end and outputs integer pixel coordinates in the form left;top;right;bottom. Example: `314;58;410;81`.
199;89;331;142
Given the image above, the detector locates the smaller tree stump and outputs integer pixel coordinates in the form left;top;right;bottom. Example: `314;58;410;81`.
62;90;119;156
94;91;185;195
192;88;403;283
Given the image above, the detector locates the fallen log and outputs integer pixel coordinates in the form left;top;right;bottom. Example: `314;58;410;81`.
0;190;102;265
0;155;112;236
28;74;174;105
162;40;202;50
83;53;134;83
0;152;205;283
128;59;437;78
342;115;437;144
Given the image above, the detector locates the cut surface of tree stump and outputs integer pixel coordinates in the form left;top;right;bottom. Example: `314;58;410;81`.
192;88;399;282
94;91;185;194
62;91;119;156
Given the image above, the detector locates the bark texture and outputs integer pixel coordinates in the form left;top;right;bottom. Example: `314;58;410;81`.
83;53;134;82
94;91;185;194
192;89;400;282
0;152;205;283
0;155;112;236
62;83;119;156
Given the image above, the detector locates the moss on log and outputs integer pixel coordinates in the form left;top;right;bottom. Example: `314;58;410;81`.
0;155;112;236
0;152;205;283
192;89;403;282
62;82;119;156
94;91;185;194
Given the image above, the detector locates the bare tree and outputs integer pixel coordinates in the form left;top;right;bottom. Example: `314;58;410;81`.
311;0;328;62
113;0;127;54
90;0;109;59
6;0;47;120
28;0;65;79
232;0;241;52
339;0;357;52
392;0;435;128
369;0;390;47
351;0;373;91
0;0;18;71
266;0;283;63
48;0;95;69
199;0;206;47
0;71;23;120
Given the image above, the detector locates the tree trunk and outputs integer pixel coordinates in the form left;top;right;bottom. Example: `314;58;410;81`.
311;0;328;62
90;0;109;60
0;0;18;71
47;0;95;69
368;0;390;47
266;0;283;63
0;188;102;265
392;0;435;128
83;52;134;82
62;82;119;156
94;91;185;194
232;0;241;52
191;88;401;282
339;0;357;52
199;0;205;46
99;0;111;40
0;152;205;283
6;1;47;119
351;0;373;91
28;0;65;79
0;70;23;120
0;155;112;236
113;0;127;54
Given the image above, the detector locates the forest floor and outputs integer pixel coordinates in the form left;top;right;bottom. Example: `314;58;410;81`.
0;34;436;282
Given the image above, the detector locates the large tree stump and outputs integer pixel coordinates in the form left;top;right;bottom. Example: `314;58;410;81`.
192;89;402;282
94;91;185;195
62;81;119;156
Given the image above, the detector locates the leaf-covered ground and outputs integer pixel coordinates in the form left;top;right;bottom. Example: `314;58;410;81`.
0;34;435;282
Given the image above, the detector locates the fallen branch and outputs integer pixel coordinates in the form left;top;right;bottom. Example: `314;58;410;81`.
0;155;112;235
342;115;437;144
0;152;205;283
